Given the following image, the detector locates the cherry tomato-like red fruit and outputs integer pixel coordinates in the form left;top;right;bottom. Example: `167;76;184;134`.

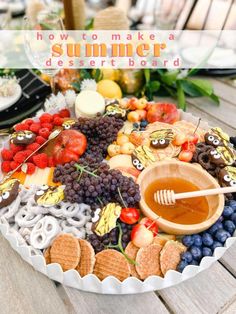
188;133;199;144
182;141;196;153
139;217;158;236
120;208;140;225
178;150;193;162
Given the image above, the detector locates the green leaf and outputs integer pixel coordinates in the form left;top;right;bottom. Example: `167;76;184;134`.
71;81;81;92
187;79;213;96
144;69;150;83
209;93;220;105
177;81;186;110
161;70;179;86
93;69;101;82
149;80;160;92
180;80;203;97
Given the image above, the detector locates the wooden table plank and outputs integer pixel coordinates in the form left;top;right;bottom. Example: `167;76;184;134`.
0;236;68;314
220;242;236;277
56;285;170;314
206;79;236;107
158;262;236;314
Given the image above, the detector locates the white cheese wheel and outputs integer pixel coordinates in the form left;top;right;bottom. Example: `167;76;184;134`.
75;90;105;118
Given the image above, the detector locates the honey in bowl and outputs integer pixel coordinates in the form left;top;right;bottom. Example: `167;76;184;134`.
144;177;209;225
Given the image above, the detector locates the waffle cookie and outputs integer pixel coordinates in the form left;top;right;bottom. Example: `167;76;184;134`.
160;241;187;276
135;244;162;280
50;234;81;271
93;249;130;281
76;239;95;277
124;242;140;279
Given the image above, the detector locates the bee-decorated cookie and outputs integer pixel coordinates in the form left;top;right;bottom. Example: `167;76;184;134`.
62;119;76;130
93;203;122;236
0;179;20;209
105;102;126;119
132;145;156;171
11;131;36;145
209;146;236;167
34;185;64;207
205;127;230;148
150;129;174;149
218;166;236;187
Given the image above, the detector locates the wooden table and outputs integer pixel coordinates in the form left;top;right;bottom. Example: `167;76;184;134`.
1;78;236;314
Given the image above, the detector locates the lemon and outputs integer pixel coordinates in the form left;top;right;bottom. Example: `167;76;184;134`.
97;80;122;99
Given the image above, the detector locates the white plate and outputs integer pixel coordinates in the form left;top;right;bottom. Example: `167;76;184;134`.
0;83;22;112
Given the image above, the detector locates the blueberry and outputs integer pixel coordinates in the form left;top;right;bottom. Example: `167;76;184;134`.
223;206;234;218
140;120;148;127
192;234;202;247
224;220;236;235
133;123;139;128
177;260;188;272
227;200;236;211
212;241;223;250
208;222;223;236
202;232;214;247
190;246;202;260
181;251;193;263
182;235;194;247
215;229;231;243
231;213;236;224
190;260;199;266
202;247;212;257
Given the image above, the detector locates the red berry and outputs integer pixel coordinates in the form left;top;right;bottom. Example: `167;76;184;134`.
48;156;55;167
35;136;47;145
33;153;48;169
10;161;20;170
53;117;64;126
13;151;26;164
1;149;13;161
14;123;29;131
26;143;40;152
41;123;53;131
1;161;11;173
24;162;36;174
178;150;193;162
182;141;196;153
38;128;50;139
39;113;53;124
53;113;60;120
10;143;24;154
24;119;34;126
30;123;41;134
59;108;70;118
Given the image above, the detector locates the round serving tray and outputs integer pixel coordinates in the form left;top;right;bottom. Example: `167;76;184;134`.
0;110;235;294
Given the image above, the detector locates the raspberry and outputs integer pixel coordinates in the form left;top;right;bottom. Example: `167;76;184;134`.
53;117;64;126
26;143;40;152
24;162;36;174
41;123;53;131
33;153;48;169
39;128;50;139
35;136;47;145
10;143;24;154
10;161;20;170
24;119;34;126
39;113;53;124
30;123;41;134
53;114;60;120
1;149;13;161
13;150;33;164
59;108;70;118
1;161;11;173
48;156;55;167
14;123;29;131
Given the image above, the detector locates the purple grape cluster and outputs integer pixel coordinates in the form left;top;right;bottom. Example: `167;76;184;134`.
88;221;135;253
53;157;141;209
178;200;236;272
72;114;124;162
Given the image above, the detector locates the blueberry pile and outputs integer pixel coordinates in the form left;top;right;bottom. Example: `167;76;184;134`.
178;200;236;272
133;120;149;132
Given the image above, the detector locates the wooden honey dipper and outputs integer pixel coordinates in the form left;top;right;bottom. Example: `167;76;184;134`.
154;186;236;206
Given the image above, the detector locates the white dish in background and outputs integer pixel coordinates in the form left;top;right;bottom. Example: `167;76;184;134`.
0;110;235;294
0;82;22;112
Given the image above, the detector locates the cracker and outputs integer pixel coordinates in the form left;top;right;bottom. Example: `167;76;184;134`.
124;242;140;278
93;249;130;281
50;234;81;271
44;247;51;264
76;239;95;277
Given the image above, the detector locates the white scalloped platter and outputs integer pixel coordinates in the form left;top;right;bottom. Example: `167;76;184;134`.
0;110;236;294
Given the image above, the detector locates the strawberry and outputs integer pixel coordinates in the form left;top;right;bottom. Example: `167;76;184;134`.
41;123;53;131
10;143;24;154
53;117;64;126
26;143;40;152
24;162;36;174
14;123;29;131
10;161;20;170
39;113;53;124
48;156;55;167
1;161;11;173
59;108;70;118
1;149;13;161
24;119;34;126
39;128;50;139
35;136;47;145
30;123;41;134
33;153;48;169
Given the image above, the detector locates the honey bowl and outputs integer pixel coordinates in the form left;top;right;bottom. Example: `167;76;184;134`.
137;161;225;235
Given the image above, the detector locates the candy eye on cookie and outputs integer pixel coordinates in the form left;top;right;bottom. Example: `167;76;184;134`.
10;131;36;145
205;133;222;148
132;145;156;171
150;129;174;149
132;158;144;171
62;119;76;130
218;166;236;187
34;185;65;207
0;179;20;209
